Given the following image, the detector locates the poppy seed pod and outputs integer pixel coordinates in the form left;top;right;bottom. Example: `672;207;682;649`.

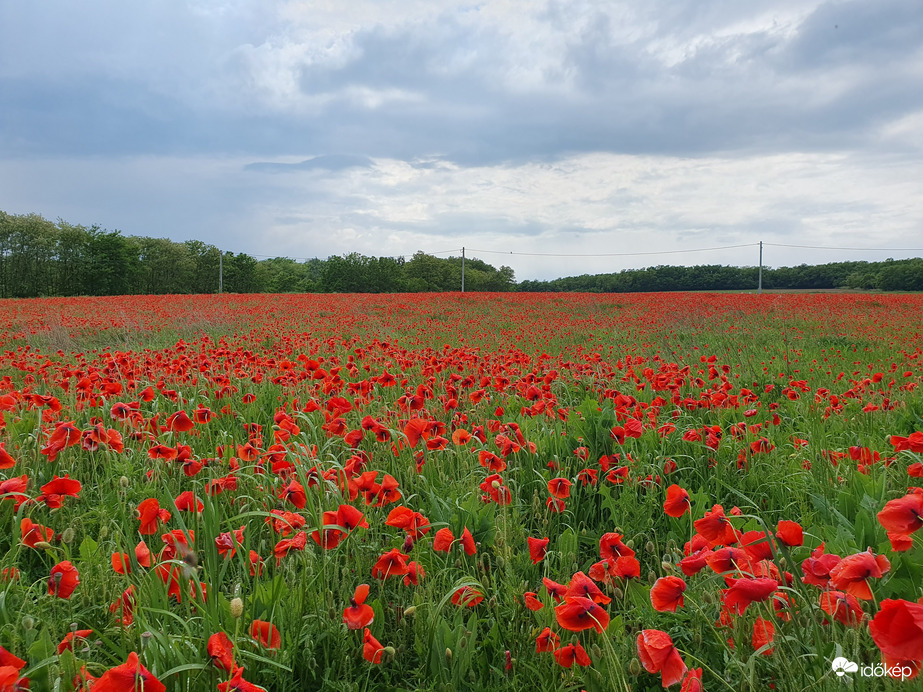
230;597;244;618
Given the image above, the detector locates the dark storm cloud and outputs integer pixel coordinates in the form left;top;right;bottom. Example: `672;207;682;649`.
2;0;920;163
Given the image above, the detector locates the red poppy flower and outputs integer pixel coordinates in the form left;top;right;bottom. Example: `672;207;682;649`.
524;591;544;611
637;629;687;688
385;506;431;540
459;527;477;555
215;526;245;558
371;549;409;579
336;504;368;531
207;632;235;672
801;543;841;588
555;596;609;633
250;620;281;649
0;443;17;469
547;477;571;499
663;484;691;517
278;479;306;509
891;432;923;453
752;617;775;655
599;532;635;560
343;584;375;629
722;576;778;615
878;492;923;536
21;517;54;548
610;555;641;579
869;598;923;663
829;549;890;600
527;536;549;564
432;527;454;552
93;652;165;692
174;491;204;513
535;626;559;653
137;498;171;535
542;577;567;603
48;561;79;599
451;586;484;607
553;642;591;668
403;561;425;586
166;411;195;432
311;511;345;550
39;474;82;507
217;667;265;692
566;571;611;605
819;590;864;626
680;667;703;692
650;576;686;612
363;628;384;664
694;504;738;547
706;546;751;574
58;629;93;654
273;531;307;563
775;520;804;547
40;421;81;461
111;540;152;574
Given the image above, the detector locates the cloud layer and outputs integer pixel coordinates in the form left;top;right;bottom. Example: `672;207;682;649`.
1;0;921;280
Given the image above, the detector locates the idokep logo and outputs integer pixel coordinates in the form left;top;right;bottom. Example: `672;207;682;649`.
831;656;913;680
831;657;858;676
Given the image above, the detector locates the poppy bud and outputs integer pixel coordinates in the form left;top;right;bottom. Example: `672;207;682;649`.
661;561;673;572
383;646;396;661
694;631;702;646
22;616;34;630
61;528;75;544
611;587;624;600
488;596;497;609
702;591;715;604
624;538;634;549
778;556;787;567
403;606;417;618
230;597;244;618
34;541;53;550
491;480;501;489
647;571;657;585
645;541;655;554
445;647;452;662
629;658;642;676
591;644;602;660
661;553;672;564
119;476;129;488
454;559;462;569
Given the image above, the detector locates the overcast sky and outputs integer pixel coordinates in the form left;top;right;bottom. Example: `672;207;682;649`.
1;0;921;281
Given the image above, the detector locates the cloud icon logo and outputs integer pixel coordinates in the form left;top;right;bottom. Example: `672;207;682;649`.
832;657;859;676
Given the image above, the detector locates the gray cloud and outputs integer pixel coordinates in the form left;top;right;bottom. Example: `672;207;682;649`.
0;0;921;281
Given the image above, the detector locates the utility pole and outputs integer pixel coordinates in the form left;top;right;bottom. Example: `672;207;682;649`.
461;247;465;293
219;252;223;294
757;241;762;294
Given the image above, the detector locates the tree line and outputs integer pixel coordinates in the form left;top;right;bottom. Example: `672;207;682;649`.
0;211;514;297
517;259;923;292
1;210;921;297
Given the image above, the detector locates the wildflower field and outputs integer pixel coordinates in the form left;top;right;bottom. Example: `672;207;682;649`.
1;292;922;692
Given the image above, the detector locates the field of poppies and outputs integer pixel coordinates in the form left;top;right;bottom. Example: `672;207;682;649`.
1;291;922;691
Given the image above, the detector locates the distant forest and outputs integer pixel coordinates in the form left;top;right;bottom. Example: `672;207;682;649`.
1;210;921;297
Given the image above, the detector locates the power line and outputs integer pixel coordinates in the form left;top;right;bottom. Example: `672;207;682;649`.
764;242;923;252
464;243;758;258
